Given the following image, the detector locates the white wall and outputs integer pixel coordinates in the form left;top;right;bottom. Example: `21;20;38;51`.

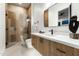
0;3;5;55
48;3;70;26
72;3;79;21
31;3;45;32
43;3;55;11
71;3;79;33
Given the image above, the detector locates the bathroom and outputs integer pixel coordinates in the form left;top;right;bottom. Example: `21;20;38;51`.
0;3;79;56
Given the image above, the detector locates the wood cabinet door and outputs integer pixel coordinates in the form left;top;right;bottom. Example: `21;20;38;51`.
32;35;38;49
43;39;50;56
37;38;44;55
36;37;50;56
32;35;44;55
50;41;56;56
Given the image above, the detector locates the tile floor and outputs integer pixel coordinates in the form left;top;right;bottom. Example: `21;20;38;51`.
2;39;41;56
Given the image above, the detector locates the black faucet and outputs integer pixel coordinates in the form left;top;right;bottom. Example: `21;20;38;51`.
51;29;53;35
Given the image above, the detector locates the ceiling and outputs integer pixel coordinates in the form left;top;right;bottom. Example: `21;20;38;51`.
7;3;31;9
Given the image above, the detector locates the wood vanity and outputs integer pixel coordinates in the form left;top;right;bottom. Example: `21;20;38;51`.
32;33;79;56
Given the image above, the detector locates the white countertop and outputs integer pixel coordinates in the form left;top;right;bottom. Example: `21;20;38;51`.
32;33;79;49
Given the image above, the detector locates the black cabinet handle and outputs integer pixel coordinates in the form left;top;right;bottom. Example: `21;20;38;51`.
56;48;66;54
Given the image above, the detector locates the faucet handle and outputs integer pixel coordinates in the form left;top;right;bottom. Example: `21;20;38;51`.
49;30;51;32
49;29;53;34
51;29;53;34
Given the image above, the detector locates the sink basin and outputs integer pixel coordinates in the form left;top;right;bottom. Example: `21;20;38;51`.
43;33;53;36
55;35;69;39
42;33;68;38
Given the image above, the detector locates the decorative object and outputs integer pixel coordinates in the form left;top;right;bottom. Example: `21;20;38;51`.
69;16;79;39
69;16;79;33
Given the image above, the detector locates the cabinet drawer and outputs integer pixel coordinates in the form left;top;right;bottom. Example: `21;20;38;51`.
54;42;75;56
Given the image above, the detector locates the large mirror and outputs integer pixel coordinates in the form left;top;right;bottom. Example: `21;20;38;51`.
44;3;71;27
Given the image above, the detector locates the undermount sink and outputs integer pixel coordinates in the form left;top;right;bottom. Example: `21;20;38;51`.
43;33;52;36
54;35;69;39
42;33;68;38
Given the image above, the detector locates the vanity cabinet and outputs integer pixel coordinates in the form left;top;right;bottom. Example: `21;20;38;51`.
32;34;79;56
